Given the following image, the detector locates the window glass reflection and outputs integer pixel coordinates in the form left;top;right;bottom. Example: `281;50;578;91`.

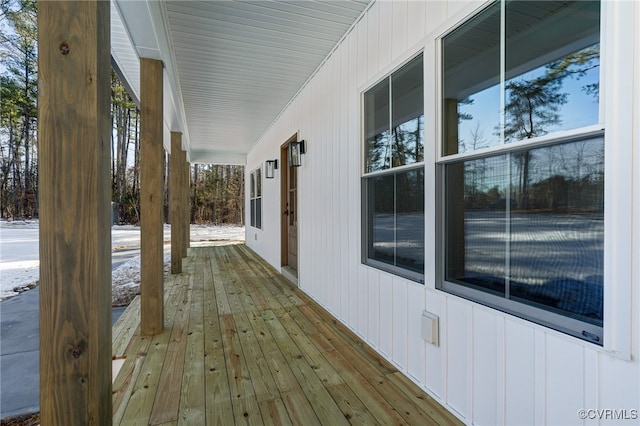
445;156;508;296
504;0;600;142
364;79;390;172
368;174;394;263
250;199;256;227
443;1;501;155
392;56;424;166
256;168;262;197
368;170;424;274
508;139;603;323
503;44;599;142
443;0;600;155
365;55;424;172
395;169;424;273
445;137;604;324
256;198;262;230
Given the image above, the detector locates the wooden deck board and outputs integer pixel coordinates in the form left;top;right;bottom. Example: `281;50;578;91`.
232;311;281;401
112;295;141;358
257;397;293;426
149;275;191;425
177;259;207;426
326;383;381;426
112;244;463;426
118;278;186;424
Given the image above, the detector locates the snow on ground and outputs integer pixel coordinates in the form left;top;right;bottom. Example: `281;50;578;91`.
0;220;245;303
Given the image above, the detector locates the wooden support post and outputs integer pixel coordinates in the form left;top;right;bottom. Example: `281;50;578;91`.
170;132;184;274
38;1;112;424
184;157;191;254
140;58;164;335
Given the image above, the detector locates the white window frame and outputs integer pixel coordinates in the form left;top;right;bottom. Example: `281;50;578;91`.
250;167;262;230
361;53;426;284
433;0;634;358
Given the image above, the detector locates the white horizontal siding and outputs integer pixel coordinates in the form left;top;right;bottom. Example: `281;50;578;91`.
246;1;640;425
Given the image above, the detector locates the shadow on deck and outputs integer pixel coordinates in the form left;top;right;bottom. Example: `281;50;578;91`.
111;243;462;425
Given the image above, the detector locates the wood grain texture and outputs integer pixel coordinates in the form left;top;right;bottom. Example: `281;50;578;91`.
182;153;190;255
119;276;185;424
112;296;141;358
170;132;185;274
37;1;112;424
183;156;191;252
149;276;190;425
140;57;165;335
112;245;464;425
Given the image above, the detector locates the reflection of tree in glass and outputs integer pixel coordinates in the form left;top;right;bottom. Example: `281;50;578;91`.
366;131;390;172
463;124;488;208
516;140;603;214
501;45;599;209
367;116;424;172
457;97;474;122
456;97;475;151
461;138;603;215
504;77;567;142
504;45;599;141
392;116;423;167
546;45;600;99
460;119;489;154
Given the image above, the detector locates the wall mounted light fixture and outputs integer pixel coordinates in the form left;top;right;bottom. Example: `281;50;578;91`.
265;159;278;178
289;140;306;167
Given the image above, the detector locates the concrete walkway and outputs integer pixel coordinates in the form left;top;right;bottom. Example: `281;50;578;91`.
0;288;127;419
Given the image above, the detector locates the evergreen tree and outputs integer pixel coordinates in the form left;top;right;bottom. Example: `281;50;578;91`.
110;70;139;223
0;0;38;218
0;1;246;224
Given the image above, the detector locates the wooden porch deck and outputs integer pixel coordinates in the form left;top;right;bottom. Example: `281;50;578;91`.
111;244;462;425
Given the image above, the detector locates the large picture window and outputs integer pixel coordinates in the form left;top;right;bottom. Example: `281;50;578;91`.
362;54;424;282
250;167;262;229
438;0;603;343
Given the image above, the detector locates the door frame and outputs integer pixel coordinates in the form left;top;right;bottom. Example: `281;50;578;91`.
280;133;299;269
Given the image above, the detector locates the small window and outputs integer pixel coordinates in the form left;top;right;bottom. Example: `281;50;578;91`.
250;167;262;229
439;0;603;343
362;54;425;282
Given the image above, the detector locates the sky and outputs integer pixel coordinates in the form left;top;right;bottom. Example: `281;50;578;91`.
457;60;600;153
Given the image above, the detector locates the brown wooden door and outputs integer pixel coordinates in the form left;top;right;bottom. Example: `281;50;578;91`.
287;165;298;269
281;135;299;273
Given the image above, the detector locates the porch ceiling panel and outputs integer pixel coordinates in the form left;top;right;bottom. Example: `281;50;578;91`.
110;1;140;106
161;0;371;163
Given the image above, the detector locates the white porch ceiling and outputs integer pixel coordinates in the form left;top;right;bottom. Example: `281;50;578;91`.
112;0;372;164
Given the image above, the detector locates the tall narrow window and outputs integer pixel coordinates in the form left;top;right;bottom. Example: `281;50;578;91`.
250;167;262;229
439;0;603;343
362;54;424;282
